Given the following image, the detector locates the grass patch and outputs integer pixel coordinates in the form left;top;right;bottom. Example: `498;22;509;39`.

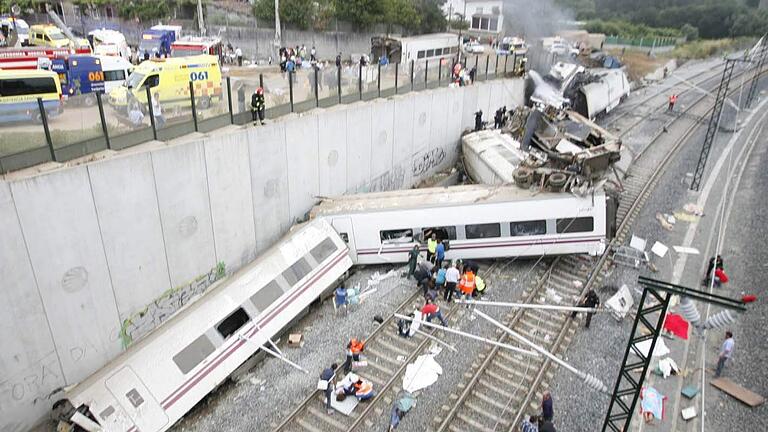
666;38;755;61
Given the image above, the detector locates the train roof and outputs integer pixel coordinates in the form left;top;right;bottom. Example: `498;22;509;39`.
311;184;602;217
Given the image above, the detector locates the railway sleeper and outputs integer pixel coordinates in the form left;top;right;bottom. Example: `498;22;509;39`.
374;336;416;357
477;377;520;401
520;314;564;332
471;389;513;412
465;399;513;428
362;360;395;379
306;405;352;430
490;358;535;382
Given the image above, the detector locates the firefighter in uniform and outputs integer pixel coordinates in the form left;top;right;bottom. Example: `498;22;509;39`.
251;87;266;124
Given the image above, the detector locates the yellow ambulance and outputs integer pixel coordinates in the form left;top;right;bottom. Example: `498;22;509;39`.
108;55;222;115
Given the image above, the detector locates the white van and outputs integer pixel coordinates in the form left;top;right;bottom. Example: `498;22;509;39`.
88;29;130;59
95;55;133;93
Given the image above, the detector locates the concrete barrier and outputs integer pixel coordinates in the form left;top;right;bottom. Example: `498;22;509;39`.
0;78;524;431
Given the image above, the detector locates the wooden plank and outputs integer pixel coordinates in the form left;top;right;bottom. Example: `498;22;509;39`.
710;378;765;407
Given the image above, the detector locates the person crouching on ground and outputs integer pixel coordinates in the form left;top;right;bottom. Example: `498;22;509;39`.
343;338;365;373
421;298;448;326
354;378;375;401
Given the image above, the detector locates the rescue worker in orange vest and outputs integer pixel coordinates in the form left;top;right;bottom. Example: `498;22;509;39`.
458;269;475;307
343;338;366;373
354;378;375;401
668;94;678;111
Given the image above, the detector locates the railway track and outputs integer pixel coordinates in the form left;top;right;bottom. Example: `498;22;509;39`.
431;64;768;432
273;258;532;432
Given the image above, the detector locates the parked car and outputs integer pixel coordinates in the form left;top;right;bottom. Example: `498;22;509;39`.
549;41;579;57
463;41;485;54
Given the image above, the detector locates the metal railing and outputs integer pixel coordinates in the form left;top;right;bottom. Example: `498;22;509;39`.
0;53;519;174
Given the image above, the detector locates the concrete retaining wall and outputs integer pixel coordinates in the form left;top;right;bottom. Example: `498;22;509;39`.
0;78;524;431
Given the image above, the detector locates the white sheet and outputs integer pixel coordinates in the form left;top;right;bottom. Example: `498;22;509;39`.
636;338;670;358
402;354;443;393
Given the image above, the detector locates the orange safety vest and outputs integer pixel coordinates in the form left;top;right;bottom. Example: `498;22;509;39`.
459;271;475;295
349;339;365;354
354;380;373;397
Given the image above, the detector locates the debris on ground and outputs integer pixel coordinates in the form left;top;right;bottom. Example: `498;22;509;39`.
656;212;674;230
605;284;634;320
656;357;680;378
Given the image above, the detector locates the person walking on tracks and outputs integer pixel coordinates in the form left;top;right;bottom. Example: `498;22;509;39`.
541;391;554;422
407;244;420;279
343;338;366;373
668;94;678;111
571;289;600;328
444;261;460;302
251;87;266;125
714;330;734;378
319;363;337;415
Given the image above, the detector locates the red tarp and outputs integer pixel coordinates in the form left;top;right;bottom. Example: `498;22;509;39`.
663;313;690;340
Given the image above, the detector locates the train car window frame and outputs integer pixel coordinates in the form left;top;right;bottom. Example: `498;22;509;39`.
172;334;216;374
310;237;338;263
215;307;251;339
556;217;594;234
509;220;547;237
417;50;426;59
465;223;502;239
380;228;414;244
421;226;457;241
281;257;313;286
426;49;435;57
250;280;285;312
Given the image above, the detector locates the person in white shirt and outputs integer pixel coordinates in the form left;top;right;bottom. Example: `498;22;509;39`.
235;46;243;66
444;262;460;302
715;330;734;377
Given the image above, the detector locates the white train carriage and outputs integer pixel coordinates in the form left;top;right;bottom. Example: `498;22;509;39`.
310;185;617;265
56;219;351;432
575;68;630;120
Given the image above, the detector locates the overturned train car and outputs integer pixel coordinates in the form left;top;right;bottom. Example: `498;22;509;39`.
54;219;352;432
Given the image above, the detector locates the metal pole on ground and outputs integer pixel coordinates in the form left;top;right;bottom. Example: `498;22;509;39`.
226;77;234;124
485;55;490;80
438;60;442;85
494;54;499;77
358;61;363;100
474;55;478;72
37;97;55;161
259;73;264;90
145;86;157;141
189;81;198;132
394;313;538;357
377;62;381;97
288;70;294;113
337;64;342;104
504;55;508;75
95;92;110;149
454;299;604;313
424;59;428;88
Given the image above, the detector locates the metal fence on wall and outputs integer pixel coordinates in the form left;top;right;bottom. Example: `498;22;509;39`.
604;35;680;48
0;53;518;174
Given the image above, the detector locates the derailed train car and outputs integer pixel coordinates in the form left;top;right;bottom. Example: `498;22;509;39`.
573;68;630;119
53;219;351;432
310;184;618;265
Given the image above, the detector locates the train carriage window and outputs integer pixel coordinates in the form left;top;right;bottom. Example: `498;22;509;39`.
310;237;338;263
465;223;502;239
216;307;250;339
417;50;426;59
173;334;216;374
426;49;435;57
380;229;413;243
282;258;313;286
451;46;458;54
435;48;443;56
509;220;547;236
99;406;115;420
250;280;284;312
556;217;594;234
421;226;457;242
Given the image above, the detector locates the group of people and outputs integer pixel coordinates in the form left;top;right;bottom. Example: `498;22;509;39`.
520;391;557;432
319;361;375;415
279;45;317;73
126;92;165;129
452;62;477;87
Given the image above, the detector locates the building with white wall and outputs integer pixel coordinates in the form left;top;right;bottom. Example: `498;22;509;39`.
444;0;504;37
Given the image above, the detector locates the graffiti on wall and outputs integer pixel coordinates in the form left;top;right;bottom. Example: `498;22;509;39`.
411;147;447;177
118;262;226;348
368;164;405;192
0;351;63;432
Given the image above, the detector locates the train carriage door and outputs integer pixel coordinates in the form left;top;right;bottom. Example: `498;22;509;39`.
331;217;357;262
105;366;169;432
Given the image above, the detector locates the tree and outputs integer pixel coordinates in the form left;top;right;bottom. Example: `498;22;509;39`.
413;0;446;34
333;0;384;30
382;0;420;32
253;0;318;30
680;23;699;41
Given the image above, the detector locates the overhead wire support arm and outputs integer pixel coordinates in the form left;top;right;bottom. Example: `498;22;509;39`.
745;36;768;109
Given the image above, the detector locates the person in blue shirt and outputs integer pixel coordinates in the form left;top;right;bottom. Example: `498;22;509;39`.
379;55;389;66
435;241;446;269
435;263;447;293
320;363;338;414
335;285;348;315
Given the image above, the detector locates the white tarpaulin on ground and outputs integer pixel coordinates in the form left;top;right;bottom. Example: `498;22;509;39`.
402;353;443;393
605;284;634;320
636;338;671;358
